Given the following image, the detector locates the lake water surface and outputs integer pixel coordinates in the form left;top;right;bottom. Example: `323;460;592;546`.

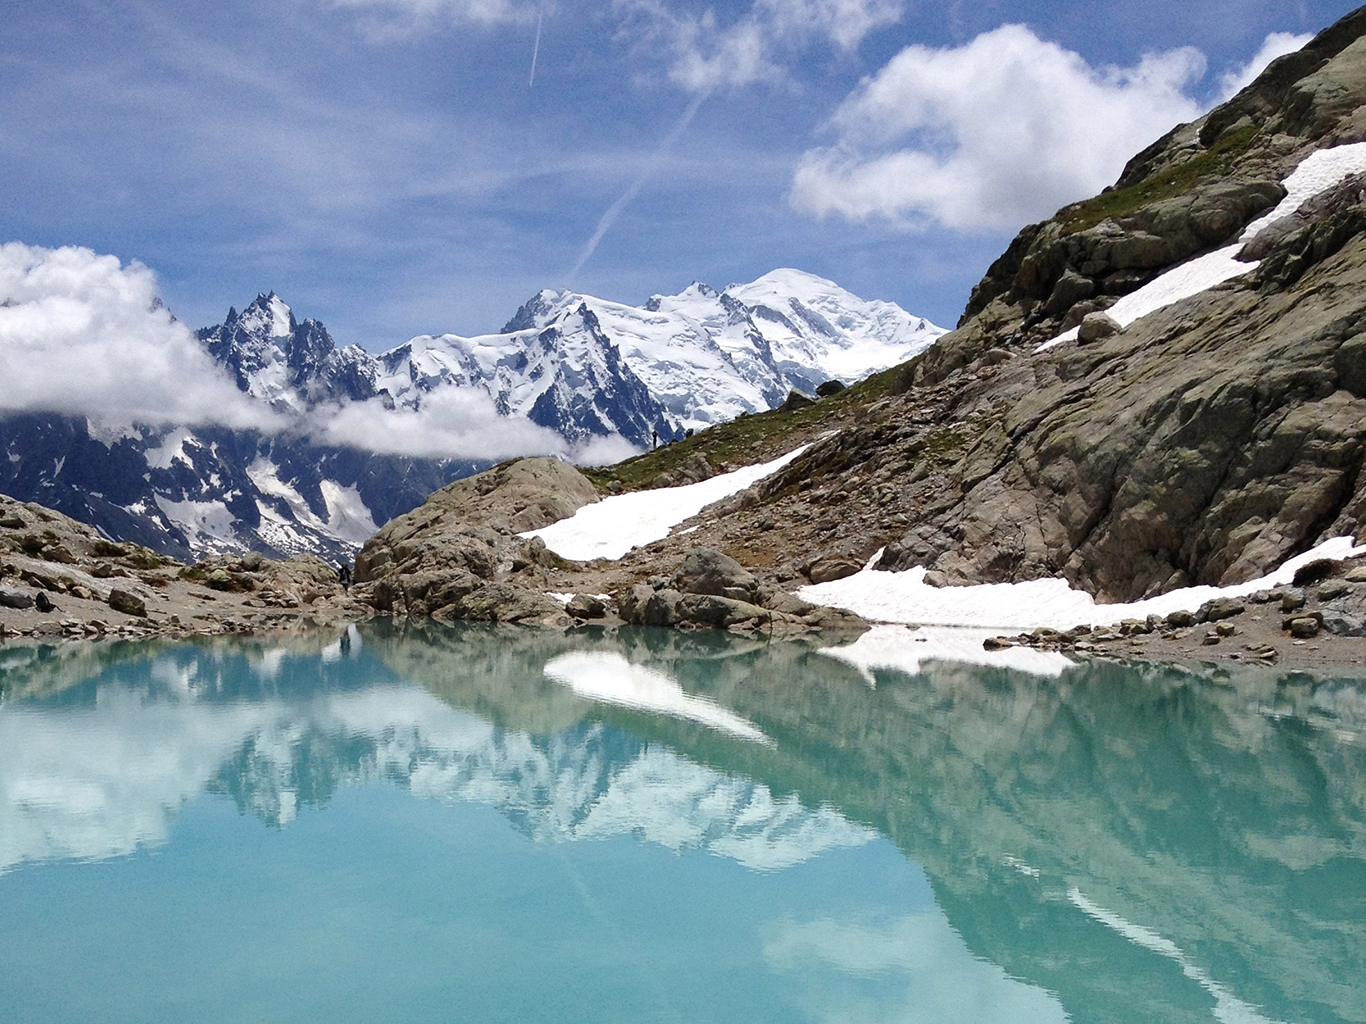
0;624;1362;1024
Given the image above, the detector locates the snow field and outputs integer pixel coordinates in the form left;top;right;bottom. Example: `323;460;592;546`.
1036;141;1366;353
798;536;1366;632
521;445;809;561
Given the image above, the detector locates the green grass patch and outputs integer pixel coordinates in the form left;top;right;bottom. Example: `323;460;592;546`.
583;365;907;493
1059;126;1260;235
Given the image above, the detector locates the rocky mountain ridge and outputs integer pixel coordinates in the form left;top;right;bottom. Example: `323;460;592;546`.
0;271;938;562
350;4;1366;634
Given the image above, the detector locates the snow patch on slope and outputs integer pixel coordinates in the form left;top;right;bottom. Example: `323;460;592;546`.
143;428;196;470
522;445;809;561
800;537;1366;631
1038;141;1366;352
319;480;380;546
152;494;239;554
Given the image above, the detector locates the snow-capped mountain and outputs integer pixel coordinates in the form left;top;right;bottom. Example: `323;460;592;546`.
0;271;942;560
388;269;945;439
0;411;480;562
199;294;380;411
377;301;673;449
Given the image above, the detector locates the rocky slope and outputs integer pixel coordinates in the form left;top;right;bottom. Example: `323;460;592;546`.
0;492;367;641
351;5;1366;634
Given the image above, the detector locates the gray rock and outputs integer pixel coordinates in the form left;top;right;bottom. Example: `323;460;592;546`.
1199;597;1245;621
780;389;817;412
674;548;761;603
807;557;863;584
451;583;561;623
565;594;607;619
107;589;147;617
1321;613;1366;636
1281;589;1307;612
1077;312;1121;343
641;588;684;627
1286;616;1322;638
618;584;654;623
0;587;34;610
1317;578;1358;601
677;594;770;629
1045;270;1095;315
815;379;847;397
1165;610;1196;628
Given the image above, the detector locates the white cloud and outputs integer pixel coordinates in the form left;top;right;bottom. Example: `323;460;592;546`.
308;388;639;465
789;25;1207;230
328;0;538;34
0;243;644;465
1218;31;1313;101
763;912;1069;1024
620;0;903;93
0;242;279;430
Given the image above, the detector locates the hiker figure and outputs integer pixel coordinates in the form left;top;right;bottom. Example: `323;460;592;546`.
337;562;352;591
652;429;658;450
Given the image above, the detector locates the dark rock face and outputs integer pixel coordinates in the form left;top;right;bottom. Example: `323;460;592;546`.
755;6;1366;603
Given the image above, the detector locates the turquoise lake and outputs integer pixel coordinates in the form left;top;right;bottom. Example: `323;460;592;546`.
0;623;1361;1024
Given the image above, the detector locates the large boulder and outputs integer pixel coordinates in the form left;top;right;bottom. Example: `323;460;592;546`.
353;457;602;623
0;587;34;610
442;583;563;624
673;548;762;604
107;589;147;617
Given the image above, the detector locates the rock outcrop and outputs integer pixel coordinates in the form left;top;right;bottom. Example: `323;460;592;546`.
352;458;600;624
734;8;1366;603
0;492;365;639
617;547;866;632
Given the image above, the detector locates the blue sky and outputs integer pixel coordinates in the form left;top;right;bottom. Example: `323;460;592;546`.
1;0;1359;349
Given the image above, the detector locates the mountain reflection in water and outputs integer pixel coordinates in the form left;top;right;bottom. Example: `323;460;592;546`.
0;623;1361;1024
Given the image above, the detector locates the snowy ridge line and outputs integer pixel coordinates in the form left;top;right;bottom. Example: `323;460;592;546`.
521;445;810;562
798;537;1366;632
1036;141;1366;353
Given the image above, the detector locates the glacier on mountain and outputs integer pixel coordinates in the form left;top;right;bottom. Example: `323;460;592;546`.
0;269;942;560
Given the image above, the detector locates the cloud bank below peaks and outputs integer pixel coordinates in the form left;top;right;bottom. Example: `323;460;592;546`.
0;242;636;466
0;242;280;431
790;24;1210;231
309;388;639;465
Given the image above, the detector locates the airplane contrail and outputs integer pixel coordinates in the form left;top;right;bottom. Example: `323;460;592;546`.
566;90;709;282
529;1;545;87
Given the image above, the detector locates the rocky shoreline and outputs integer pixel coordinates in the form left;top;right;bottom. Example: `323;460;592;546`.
0;493;365;643
983;554;1366;668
